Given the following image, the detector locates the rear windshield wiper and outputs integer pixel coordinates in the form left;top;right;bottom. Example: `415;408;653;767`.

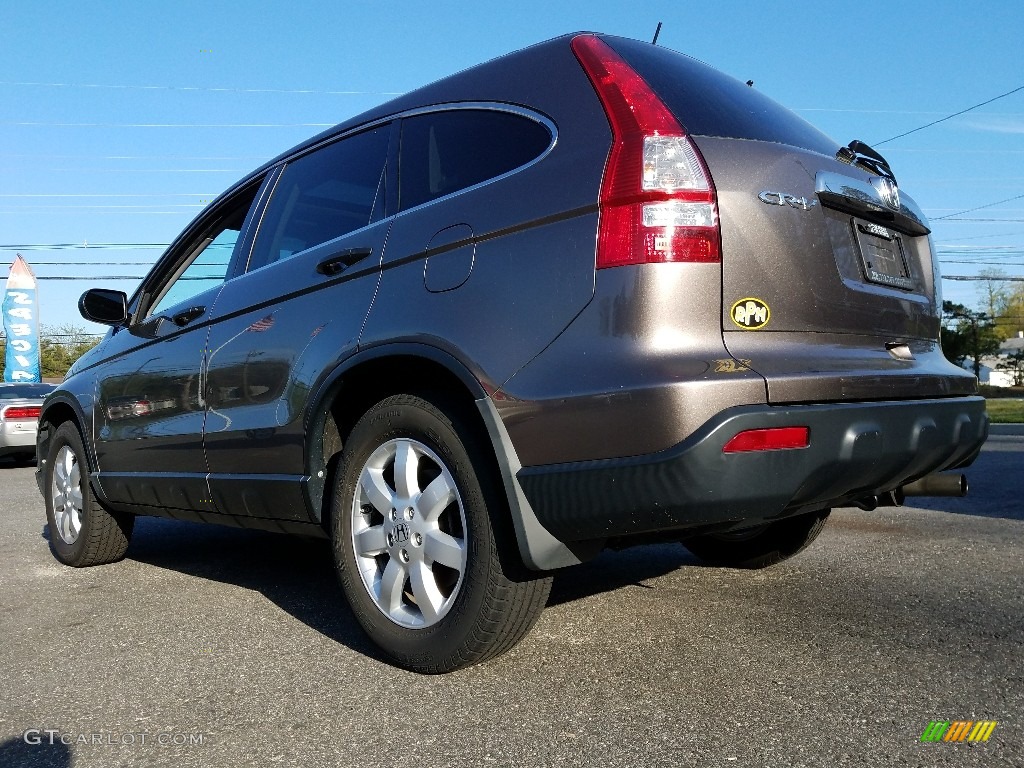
836;140;897;183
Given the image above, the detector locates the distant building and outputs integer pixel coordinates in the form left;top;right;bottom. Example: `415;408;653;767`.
973;331;1024;387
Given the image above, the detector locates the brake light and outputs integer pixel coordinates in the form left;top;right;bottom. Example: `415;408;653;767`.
3;406;41;421
723;427;809;454
571;35;720;268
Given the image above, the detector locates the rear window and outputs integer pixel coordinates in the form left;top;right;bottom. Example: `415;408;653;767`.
399;109;551;210
0;384;54;399
606;37;839;156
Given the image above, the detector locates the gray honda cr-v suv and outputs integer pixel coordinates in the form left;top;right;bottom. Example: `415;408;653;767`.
38;33;987;672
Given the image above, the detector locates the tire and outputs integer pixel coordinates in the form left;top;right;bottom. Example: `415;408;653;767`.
332;393;552;673
681;509;830;569
44;422;134;567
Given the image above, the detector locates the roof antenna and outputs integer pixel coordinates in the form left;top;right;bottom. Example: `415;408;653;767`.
652;21;662;45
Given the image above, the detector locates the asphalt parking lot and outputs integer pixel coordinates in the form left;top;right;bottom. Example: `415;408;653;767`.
1;427;1021;768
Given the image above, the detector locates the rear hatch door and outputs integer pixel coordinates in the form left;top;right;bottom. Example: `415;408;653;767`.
606;36;975;403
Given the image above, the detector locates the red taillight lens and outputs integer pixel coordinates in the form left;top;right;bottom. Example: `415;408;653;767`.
723;427;809;454
571;35;720;268
3;406;41;421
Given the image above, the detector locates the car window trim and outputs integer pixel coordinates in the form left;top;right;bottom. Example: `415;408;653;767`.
240;122;397;275
226;165;284;281
395;103;557;215
128;173;272;324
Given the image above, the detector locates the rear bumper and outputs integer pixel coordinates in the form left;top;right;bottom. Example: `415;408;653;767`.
0;422;38;455
517;397;988;542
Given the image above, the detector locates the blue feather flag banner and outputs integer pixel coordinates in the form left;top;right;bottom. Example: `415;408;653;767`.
3;254;42;382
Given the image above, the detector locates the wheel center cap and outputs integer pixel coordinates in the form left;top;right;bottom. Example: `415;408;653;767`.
388;522;411;548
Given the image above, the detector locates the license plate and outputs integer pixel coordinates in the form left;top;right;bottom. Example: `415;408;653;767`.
854;220;913;290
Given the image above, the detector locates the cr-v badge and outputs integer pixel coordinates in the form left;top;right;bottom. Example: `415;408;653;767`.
758;190;817;210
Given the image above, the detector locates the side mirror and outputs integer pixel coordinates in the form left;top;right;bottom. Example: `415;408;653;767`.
79;289;129;326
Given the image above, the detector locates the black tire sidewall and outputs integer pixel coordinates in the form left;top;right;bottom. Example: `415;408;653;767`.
332;395;499;667
44;423;93;565
683;510;830;569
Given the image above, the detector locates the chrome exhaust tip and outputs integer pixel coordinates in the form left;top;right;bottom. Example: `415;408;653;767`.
901;473;968;498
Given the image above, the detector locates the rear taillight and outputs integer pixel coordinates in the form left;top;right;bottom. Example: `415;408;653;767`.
571;35;720;269
3;406;41;421
723;427;810;454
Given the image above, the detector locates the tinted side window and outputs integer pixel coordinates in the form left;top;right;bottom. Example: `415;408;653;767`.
399;110;551;210
248;125;390;271
607;37;838;156
145;184;260;319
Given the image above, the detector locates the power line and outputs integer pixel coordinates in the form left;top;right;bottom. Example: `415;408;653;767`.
0;153;266;160
0;80;403;97
0;243;168;249
883;148;1024;154
0;193;214;198
941;260;1024;266
933;193;1024;221
874;83;1024;145
26;276;146;280
936;232;1024;242
799;107;1024;116
1;243;229;251
0;211;187;216
0;339;103;347
936;245;1023;252
0;204;202;210
2;121;333;128
944;275;1024;281
934;218;1024;223
25;169;247;174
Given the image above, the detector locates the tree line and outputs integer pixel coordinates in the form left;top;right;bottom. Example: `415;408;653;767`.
941;270;1024;387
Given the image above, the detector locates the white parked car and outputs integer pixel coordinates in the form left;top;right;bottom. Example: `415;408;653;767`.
0;383;55;464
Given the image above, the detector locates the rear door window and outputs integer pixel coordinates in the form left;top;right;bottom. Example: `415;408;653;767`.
247;125;390;271
399;109;551;210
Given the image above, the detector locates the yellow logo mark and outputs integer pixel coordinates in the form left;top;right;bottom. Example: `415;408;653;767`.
713;358;752;373
730;298;770;330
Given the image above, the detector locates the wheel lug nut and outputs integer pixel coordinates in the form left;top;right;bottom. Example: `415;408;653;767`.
405;507;414;520
399;549;410;563
414;533;423;546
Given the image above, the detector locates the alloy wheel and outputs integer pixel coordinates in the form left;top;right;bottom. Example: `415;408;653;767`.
350;438;468;628
51;445;83;544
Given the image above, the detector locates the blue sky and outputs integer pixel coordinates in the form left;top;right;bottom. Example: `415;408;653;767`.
2;0;1022;334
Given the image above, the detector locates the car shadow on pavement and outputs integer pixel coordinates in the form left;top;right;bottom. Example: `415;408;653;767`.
547;543;701;607
121;517;385;664
114;517;703;650
0;455;36;469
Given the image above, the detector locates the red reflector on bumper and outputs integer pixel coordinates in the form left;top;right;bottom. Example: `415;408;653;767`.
723;427;809;454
